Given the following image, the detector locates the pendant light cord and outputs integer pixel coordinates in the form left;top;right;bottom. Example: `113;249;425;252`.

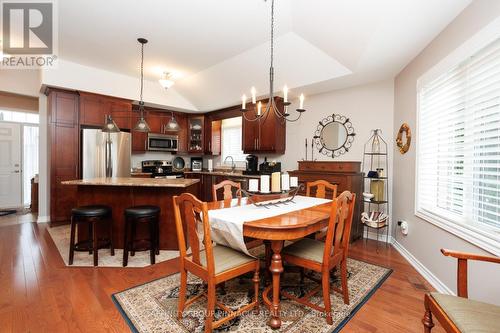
270;0;274;70
140;42;144;106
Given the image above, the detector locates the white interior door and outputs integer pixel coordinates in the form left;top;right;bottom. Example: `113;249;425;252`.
0;122;22;209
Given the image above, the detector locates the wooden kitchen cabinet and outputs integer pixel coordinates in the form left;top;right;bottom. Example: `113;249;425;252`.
47;89;80;225
289;161;364;242
131;113;147;152
242;97;286;154
204;116;221;156
188;115;205;153
79;92;132;129
79;92;106;126
110;99;132;129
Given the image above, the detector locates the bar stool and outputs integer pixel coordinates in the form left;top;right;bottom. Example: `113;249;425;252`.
69;205;114;266
123;205;160;266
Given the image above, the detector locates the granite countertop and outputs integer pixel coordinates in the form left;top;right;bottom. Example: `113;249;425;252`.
184;170;260;179
130;172;152;176
61;177;200;188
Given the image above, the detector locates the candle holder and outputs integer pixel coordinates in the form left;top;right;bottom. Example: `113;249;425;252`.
237;184;304;208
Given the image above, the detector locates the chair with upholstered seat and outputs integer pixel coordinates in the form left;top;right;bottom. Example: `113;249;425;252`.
281;190;356;325
173;193;260;333
423;249;500;332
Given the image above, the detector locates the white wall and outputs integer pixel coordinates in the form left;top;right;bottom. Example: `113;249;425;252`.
393;0;500;305
0;70;41;97
37;94;49;222
41;60;197;111
204;79;394;174
276;79;394;172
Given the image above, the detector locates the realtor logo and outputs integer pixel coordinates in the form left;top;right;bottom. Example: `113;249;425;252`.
1;0;57;68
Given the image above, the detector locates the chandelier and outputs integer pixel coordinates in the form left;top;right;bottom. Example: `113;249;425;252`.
240;0;306;122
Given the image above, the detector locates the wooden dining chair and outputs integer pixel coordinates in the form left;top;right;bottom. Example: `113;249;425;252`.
306;180;338;199
423;249;500;332
173;193;260;333
212;180;241;201
281;191;356;325
212;179;262;249
306;180;338;240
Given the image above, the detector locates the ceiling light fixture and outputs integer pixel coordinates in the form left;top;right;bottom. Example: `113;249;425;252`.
159;72;175;90
133;38;151;132
166;111;180;131
240;0;305;122
102;114;120;133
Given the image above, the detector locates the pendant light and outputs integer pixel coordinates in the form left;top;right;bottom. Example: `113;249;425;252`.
166;111;180;131
102;114;120;133
133;38;151;132
240;0;306;122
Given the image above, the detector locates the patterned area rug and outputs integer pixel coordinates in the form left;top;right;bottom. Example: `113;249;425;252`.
47;224;179;267
112;258;392;332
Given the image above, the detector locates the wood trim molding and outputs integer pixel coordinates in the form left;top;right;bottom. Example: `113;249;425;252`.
0;91;38;112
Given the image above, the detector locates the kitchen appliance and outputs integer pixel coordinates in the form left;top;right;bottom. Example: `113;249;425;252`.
259;157;281;175
82;129;131;178
147;133;178;152
172;157;185;171
191;157;203;171
243;154;258;175
142;160;184;178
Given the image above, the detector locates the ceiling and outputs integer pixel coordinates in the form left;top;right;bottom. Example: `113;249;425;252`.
58;0;471;111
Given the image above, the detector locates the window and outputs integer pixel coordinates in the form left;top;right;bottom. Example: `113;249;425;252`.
417;38;500;250
221;117;247;163
0;110;39;124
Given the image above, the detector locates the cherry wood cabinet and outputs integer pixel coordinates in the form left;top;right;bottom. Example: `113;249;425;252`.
130;108;188;153
131;113;147;152
289;161;364;242
79;92;132;129
242;97;286;154
110;99;132;129
48;89;80;225
188;115;205;153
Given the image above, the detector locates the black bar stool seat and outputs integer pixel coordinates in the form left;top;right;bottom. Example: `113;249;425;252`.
124;205;160;218
123;205;160;267
72;205;111;217
69;205;114;266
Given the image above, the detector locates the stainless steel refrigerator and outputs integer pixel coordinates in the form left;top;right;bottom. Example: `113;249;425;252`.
82;129;131;178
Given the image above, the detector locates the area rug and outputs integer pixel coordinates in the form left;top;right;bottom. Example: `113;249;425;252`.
112;258;392;332
47;224;180;267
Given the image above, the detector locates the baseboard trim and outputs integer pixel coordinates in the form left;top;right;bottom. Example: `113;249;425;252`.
365;231;394;244
392;240;454;295
37;215;50;223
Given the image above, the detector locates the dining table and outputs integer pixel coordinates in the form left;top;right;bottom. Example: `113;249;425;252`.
207;196;332;329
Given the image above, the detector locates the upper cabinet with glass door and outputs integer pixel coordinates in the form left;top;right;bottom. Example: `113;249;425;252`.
188;115;204;153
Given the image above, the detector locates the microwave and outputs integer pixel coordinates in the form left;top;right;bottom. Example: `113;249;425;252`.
147;133;178;152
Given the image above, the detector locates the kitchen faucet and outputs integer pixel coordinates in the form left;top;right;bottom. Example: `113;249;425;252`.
224;155;236;173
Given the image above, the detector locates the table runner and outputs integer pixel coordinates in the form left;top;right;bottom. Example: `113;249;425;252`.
208;195;332;255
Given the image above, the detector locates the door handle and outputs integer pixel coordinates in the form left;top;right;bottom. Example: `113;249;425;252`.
13;170;20;173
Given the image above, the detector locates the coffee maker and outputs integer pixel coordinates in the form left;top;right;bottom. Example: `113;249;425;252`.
243;155;258;175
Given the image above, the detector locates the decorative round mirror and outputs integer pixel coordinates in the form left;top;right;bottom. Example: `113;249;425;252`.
396;123;411;154
313;113;355;158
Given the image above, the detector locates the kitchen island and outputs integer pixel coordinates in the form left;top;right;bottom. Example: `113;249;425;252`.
61;177;200;250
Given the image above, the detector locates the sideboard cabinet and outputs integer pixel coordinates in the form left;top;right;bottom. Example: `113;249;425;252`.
289;161;364;242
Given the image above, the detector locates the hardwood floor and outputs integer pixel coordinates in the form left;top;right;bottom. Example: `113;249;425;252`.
0;222;445;333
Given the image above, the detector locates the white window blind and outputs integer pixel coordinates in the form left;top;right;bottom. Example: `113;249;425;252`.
417;38;500;235
221;117;247;163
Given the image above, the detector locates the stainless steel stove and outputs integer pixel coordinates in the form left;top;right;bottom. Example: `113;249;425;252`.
141;160;184;178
